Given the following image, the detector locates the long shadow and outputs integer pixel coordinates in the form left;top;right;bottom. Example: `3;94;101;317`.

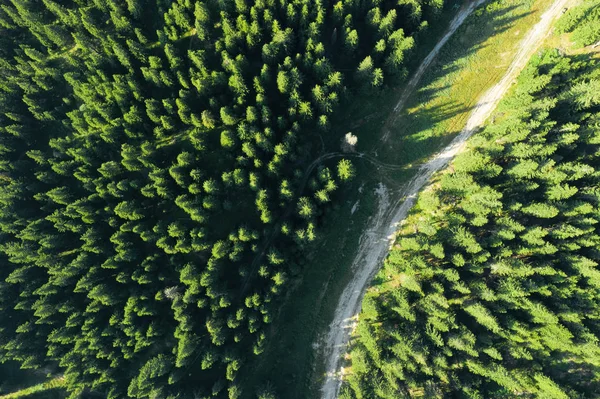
413;5;530;106
237;2;540;399
409;5;530;109
0;361;48;394
373;4;532;166
415;5;532;95
338;4;531;162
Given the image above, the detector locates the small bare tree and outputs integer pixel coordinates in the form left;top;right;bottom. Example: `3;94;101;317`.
341;132;358;153
164;286;181;300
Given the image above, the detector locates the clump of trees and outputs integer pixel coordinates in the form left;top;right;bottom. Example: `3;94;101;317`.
0;0;445;398
556;0;600;48
342;49;600;399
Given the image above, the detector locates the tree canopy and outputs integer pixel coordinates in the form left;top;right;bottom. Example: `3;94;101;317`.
0;0;446;397
555;0;600;48
343;49;600;399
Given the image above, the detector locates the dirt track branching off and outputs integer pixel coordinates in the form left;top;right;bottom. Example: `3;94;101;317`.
319;1;572;397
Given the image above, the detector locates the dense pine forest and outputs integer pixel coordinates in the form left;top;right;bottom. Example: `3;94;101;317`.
342;33;600;399
0;0;446;398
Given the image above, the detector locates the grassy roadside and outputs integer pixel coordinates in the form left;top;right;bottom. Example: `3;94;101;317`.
366;4;594;305
379;0;555;163
0;362;65;399
237;0;559;398
348;3;597;393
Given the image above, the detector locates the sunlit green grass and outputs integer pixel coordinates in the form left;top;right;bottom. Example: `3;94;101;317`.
237;1;561;398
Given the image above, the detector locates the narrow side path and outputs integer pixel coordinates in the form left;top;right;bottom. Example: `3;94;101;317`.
319;0;572;398
0;377;65;399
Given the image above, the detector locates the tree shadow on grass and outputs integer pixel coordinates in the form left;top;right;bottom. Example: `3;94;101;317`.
414;4;531;105
238;2;540;399
328;3;530;155
379;100;471;160
422;4;528;92
0;361;49;395
348;4;532;160
374;4;533;166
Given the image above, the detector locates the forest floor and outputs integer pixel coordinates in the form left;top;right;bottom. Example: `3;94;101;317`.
238;0;571;398
0;361;65;399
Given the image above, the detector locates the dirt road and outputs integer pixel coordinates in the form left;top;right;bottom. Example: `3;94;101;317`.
376;0;487;148
319;0;571;398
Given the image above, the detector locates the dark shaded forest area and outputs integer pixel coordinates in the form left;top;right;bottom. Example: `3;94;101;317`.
0;0;445;398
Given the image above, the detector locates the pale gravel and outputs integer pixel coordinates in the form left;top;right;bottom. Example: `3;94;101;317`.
319;0;572;398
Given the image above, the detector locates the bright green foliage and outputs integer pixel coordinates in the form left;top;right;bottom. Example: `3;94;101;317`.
344;50;600;398
555;0;600;48
0;0;444;397
337;159;356;181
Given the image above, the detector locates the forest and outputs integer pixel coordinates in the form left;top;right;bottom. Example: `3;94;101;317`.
555;0;600;48
342;23;600;399
0;0;448;398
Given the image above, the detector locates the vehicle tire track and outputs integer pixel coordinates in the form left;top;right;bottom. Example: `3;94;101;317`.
319;1;571;398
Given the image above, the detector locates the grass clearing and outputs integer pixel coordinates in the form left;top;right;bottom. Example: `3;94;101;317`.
378;0;555;164
238;0;562;398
